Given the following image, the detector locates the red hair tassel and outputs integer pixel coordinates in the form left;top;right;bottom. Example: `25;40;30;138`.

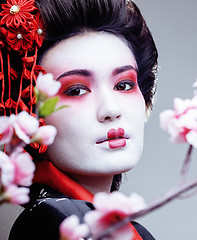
0;48;5;115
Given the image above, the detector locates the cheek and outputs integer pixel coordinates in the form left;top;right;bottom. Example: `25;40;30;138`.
118;88;145;110
45;110;79;132
57;97;87;108
133;90;146;110
120;90;146;126
46;97;95;135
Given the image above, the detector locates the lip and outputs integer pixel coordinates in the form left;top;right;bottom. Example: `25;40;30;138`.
96;128;129;149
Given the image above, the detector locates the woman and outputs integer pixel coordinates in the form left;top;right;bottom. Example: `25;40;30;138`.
2;0;158;239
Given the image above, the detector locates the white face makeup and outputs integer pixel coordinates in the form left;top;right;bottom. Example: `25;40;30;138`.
41;32;146;177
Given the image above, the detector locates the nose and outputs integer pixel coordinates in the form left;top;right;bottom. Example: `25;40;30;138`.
97;89;122;123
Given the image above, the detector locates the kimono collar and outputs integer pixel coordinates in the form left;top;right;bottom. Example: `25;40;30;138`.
33;160;94;202
33;160;142;240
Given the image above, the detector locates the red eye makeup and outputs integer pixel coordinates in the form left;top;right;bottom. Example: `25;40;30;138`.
113;68;138;93
57;75;91;98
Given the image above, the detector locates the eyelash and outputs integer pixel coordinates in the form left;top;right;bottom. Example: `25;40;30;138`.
64;85;90;96
64;80;136;97
114;80;136;91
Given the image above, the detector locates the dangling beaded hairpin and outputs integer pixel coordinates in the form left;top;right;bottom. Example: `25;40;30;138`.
0;0;45;116
0;0;47;153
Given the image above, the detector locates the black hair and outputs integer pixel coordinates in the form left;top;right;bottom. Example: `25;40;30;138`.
0;0;158;191
36;0;158;110
35;0;158;191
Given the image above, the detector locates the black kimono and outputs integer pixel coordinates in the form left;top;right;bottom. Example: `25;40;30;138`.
9;184;156;240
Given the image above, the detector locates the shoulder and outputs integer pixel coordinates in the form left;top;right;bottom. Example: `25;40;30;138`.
9;187;94;240
132;221;156;240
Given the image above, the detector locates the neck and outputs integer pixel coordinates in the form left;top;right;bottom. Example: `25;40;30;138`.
70;174;113;195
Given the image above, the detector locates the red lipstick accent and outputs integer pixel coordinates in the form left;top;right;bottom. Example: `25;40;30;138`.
107;128;126;149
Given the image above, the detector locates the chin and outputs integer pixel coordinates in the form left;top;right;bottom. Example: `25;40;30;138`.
90;159;139;176
112;162;138;175
107;154;141;174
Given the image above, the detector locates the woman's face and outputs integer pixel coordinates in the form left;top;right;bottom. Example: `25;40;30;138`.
41;32;146;177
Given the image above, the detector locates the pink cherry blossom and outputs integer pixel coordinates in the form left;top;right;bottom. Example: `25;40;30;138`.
0;150;35;188
0;151;14;187
32;125;57;145
59;215;89;240
0;111;39;145
186;130;197;148
10;151;35;187
13;111;39;144
160;97;197;146
0;116;14;144
3;185;30;205
36;73;61;100
84;191;146;240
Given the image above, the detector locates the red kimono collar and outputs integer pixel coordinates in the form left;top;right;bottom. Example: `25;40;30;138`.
33;160;94;202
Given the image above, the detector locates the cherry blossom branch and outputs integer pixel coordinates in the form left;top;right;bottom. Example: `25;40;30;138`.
0;73;61;205
95;175;197;240
178;186;197;199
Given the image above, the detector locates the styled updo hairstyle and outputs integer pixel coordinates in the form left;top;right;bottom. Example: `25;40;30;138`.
35;0;158;192
36;0;158;110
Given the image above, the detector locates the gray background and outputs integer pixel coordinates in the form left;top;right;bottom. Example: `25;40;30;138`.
1;0;197;239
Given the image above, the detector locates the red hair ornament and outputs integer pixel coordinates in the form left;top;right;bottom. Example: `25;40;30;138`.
0;0;47;152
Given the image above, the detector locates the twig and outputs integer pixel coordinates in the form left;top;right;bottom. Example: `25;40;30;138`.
179;144;193;184
178;186;197;199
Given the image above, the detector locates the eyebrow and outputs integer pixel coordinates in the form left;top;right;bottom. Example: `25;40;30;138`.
56;65;138;81
112;65;138;76
56;69;91;80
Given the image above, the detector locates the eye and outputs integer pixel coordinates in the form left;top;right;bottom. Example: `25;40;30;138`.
114;80;136;91
64;85;90;96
